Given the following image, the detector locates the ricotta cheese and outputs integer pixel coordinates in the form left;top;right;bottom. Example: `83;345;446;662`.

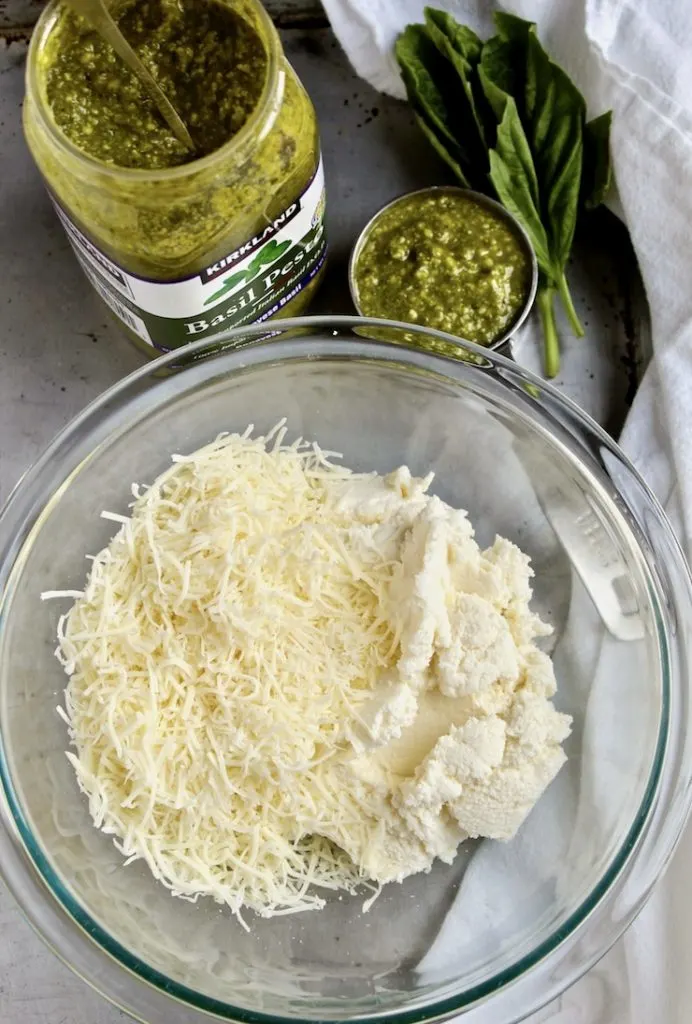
44;422;571;920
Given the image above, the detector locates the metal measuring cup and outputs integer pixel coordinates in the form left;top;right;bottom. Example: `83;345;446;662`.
348;185;538;358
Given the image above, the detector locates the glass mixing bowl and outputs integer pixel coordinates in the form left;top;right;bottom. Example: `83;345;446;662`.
0;317;691;1024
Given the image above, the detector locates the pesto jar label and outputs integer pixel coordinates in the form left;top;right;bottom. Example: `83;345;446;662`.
52;160;327;351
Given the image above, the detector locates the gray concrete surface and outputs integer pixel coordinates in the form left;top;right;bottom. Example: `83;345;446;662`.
0;10;651;1024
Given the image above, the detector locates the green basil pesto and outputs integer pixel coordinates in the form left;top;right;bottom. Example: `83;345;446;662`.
45;0;266;169
354;191;532;344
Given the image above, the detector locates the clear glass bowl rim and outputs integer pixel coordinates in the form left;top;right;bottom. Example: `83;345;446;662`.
0;315;690;1024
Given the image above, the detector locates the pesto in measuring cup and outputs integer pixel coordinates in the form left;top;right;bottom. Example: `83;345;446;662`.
351;188;534;347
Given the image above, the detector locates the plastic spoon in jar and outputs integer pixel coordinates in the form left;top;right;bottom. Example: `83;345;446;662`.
62;0;195;154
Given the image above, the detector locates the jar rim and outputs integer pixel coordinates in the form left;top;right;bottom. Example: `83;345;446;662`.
24;0;284;183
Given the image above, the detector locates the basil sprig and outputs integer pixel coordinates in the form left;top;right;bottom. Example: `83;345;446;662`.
395;9;612;377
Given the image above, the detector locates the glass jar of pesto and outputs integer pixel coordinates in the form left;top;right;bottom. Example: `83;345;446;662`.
24;0;327;355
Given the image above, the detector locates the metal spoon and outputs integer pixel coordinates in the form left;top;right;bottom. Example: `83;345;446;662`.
63;0;195;153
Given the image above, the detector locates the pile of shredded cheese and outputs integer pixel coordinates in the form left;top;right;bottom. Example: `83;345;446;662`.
45;421;570;923
48;424;411;919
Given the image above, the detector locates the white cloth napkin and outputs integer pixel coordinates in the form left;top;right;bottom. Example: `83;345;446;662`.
320;0;692;1020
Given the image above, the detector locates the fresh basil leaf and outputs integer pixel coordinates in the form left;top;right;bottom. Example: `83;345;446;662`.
423;8;489;156
395;26;465;165
479;42;543;219
480;33;551;272
479;36;522;124
424;7;483;62
488;10;584;267
494;10;534;44
413;109;470;186
524;28;584;267
488;98;554;278
482;12;543;121
582;110;613;209
400;67;470;183
489;12;532;120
